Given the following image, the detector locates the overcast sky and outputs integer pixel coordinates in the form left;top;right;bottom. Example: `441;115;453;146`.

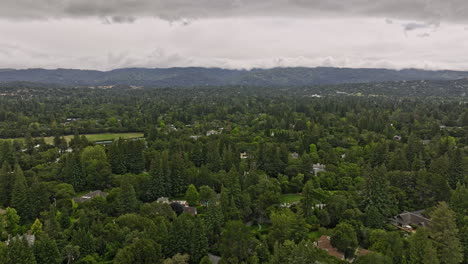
1;0;468;71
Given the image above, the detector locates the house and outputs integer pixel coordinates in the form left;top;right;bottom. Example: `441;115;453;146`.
240;152;249;159
315;203;326;210
422;140;431;145
0;208;6;215
183;206;198;216
291;152;299;159
312;163;326;176
391;210;431;229
172;200;188;206
279;201;300;208
206;130;218;136
208;254;221;264
189;135;201;140
6;232;36;246
73;190;108;203
393;135;402;141
315;235;345;260
156;197;170;204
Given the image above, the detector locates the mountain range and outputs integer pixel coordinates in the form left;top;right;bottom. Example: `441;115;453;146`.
1;67;468;87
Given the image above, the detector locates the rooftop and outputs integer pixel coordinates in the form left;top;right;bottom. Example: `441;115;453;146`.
73;190;108;203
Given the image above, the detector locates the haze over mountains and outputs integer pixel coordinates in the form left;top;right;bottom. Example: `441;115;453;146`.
1;67;468;87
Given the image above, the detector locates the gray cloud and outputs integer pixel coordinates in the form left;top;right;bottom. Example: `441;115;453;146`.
1;17;467;71
2;0;468;24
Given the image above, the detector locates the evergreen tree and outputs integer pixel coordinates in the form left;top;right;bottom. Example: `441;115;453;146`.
301;180;315;217
2;207;21;236
147;155;169;201
203;204;224;245
43;206;60;239
28;176;49;220
0;243;6;264
6;236;37;264
362;165;395;224
450;183;468;216
62;153;85;192
117;177;139;214
220;187;240;221
431;202;463;264
0;161;13;206
448;148;464;189
33;235;61;264
11;164;30;222
167;214;208;263
170;152;187;196
220;221;255;263
408;228;439;264
71;229;95;258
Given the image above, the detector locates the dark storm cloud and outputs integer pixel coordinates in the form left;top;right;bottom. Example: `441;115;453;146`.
1;0;468;23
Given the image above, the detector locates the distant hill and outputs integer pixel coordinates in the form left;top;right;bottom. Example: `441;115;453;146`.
0;67;468;87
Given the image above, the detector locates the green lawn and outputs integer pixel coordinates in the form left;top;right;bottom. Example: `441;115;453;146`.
279;193;303;204
8;132;144;144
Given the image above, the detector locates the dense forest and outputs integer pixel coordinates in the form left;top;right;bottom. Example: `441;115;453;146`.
0;82;467;264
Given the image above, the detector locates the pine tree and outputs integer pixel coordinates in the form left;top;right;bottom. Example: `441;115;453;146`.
62;153;85;192
11;164;30;222
431;202;463;264
33;236;60;264
28;176;49;220
108;139;126;174
6;236;37;264
203;204;224;245
448;148;464;189
408;228;439;264
71;229;95;258
362;165;395;222
170;152;187;196
167;214;208;263
301;180;315;217
117;177;139;214
44;206;60;239
147;156;169;201
0;161;13;206
127;140;145;174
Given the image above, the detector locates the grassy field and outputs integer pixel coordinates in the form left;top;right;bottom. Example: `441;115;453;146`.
46;133;144;144
279;193;303;204
6;132;144;144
